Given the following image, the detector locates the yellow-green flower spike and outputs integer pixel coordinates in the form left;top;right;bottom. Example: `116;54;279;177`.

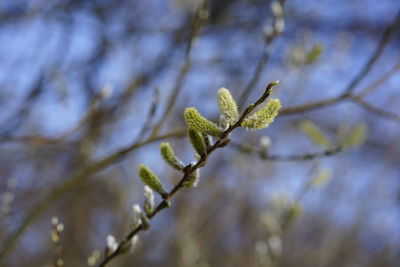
188;128;207;158
309;168;332;188
305;44;324;65
270;80;280;86
299;120;331;149
138;164;167;196
217;88;239;127
184;107;223;137
342;122;367;148
241;99;281;129
284;203;302;229
159;142;185;171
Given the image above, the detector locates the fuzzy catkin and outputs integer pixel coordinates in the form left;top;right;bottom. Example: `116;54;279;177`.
184;107;223;137
218;88;239;126
241;99;281;129
188;128;207;158
138;164;167;196
159;142;185;171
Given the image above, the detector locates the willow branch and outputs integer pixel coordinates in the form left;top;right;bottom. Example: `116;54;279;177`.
279;94;346;116
96;82;278;267
343;10;400;94
231;142;344;161
350;97;400;123
358;62;400;98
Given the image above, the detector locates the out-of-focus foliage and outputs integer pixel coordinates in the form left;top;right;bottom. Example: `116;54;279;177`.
299;120;332;149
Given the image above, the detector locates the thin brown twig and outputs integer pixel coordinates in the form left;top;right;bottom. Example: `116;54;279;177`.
151;1;208;137
279;94;346;116
96;82;278;267
343;10;400;94
0;89;111;146
0;135;63;145
230;142;344;161
237;47;271;109
358;62;400;98
280;91;400;123
238;0;286;108
350;96;400;123
279;63;400;119
135;87;160;141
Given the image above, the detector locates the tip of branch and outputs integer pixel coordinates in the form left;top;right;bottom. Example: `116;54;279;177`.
260;81;279;101
270;80;280;86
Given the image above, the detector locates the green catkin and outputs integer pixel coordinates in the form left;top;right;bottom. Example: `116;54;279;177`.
284;203;302;229
218;88;239;127
241;99;281;129
188;128;207;158
343;122;367;148
184;107;223;137
138;164;167;196
299;120;331;149
159;142;185;171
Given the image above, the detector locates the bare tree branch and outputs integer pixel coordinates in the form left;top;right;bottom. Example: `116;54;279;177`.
343;10;400;94
358;62;400;98
350;96;400;123
151;1;208;137
238;0;286;108
230;142;344;161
